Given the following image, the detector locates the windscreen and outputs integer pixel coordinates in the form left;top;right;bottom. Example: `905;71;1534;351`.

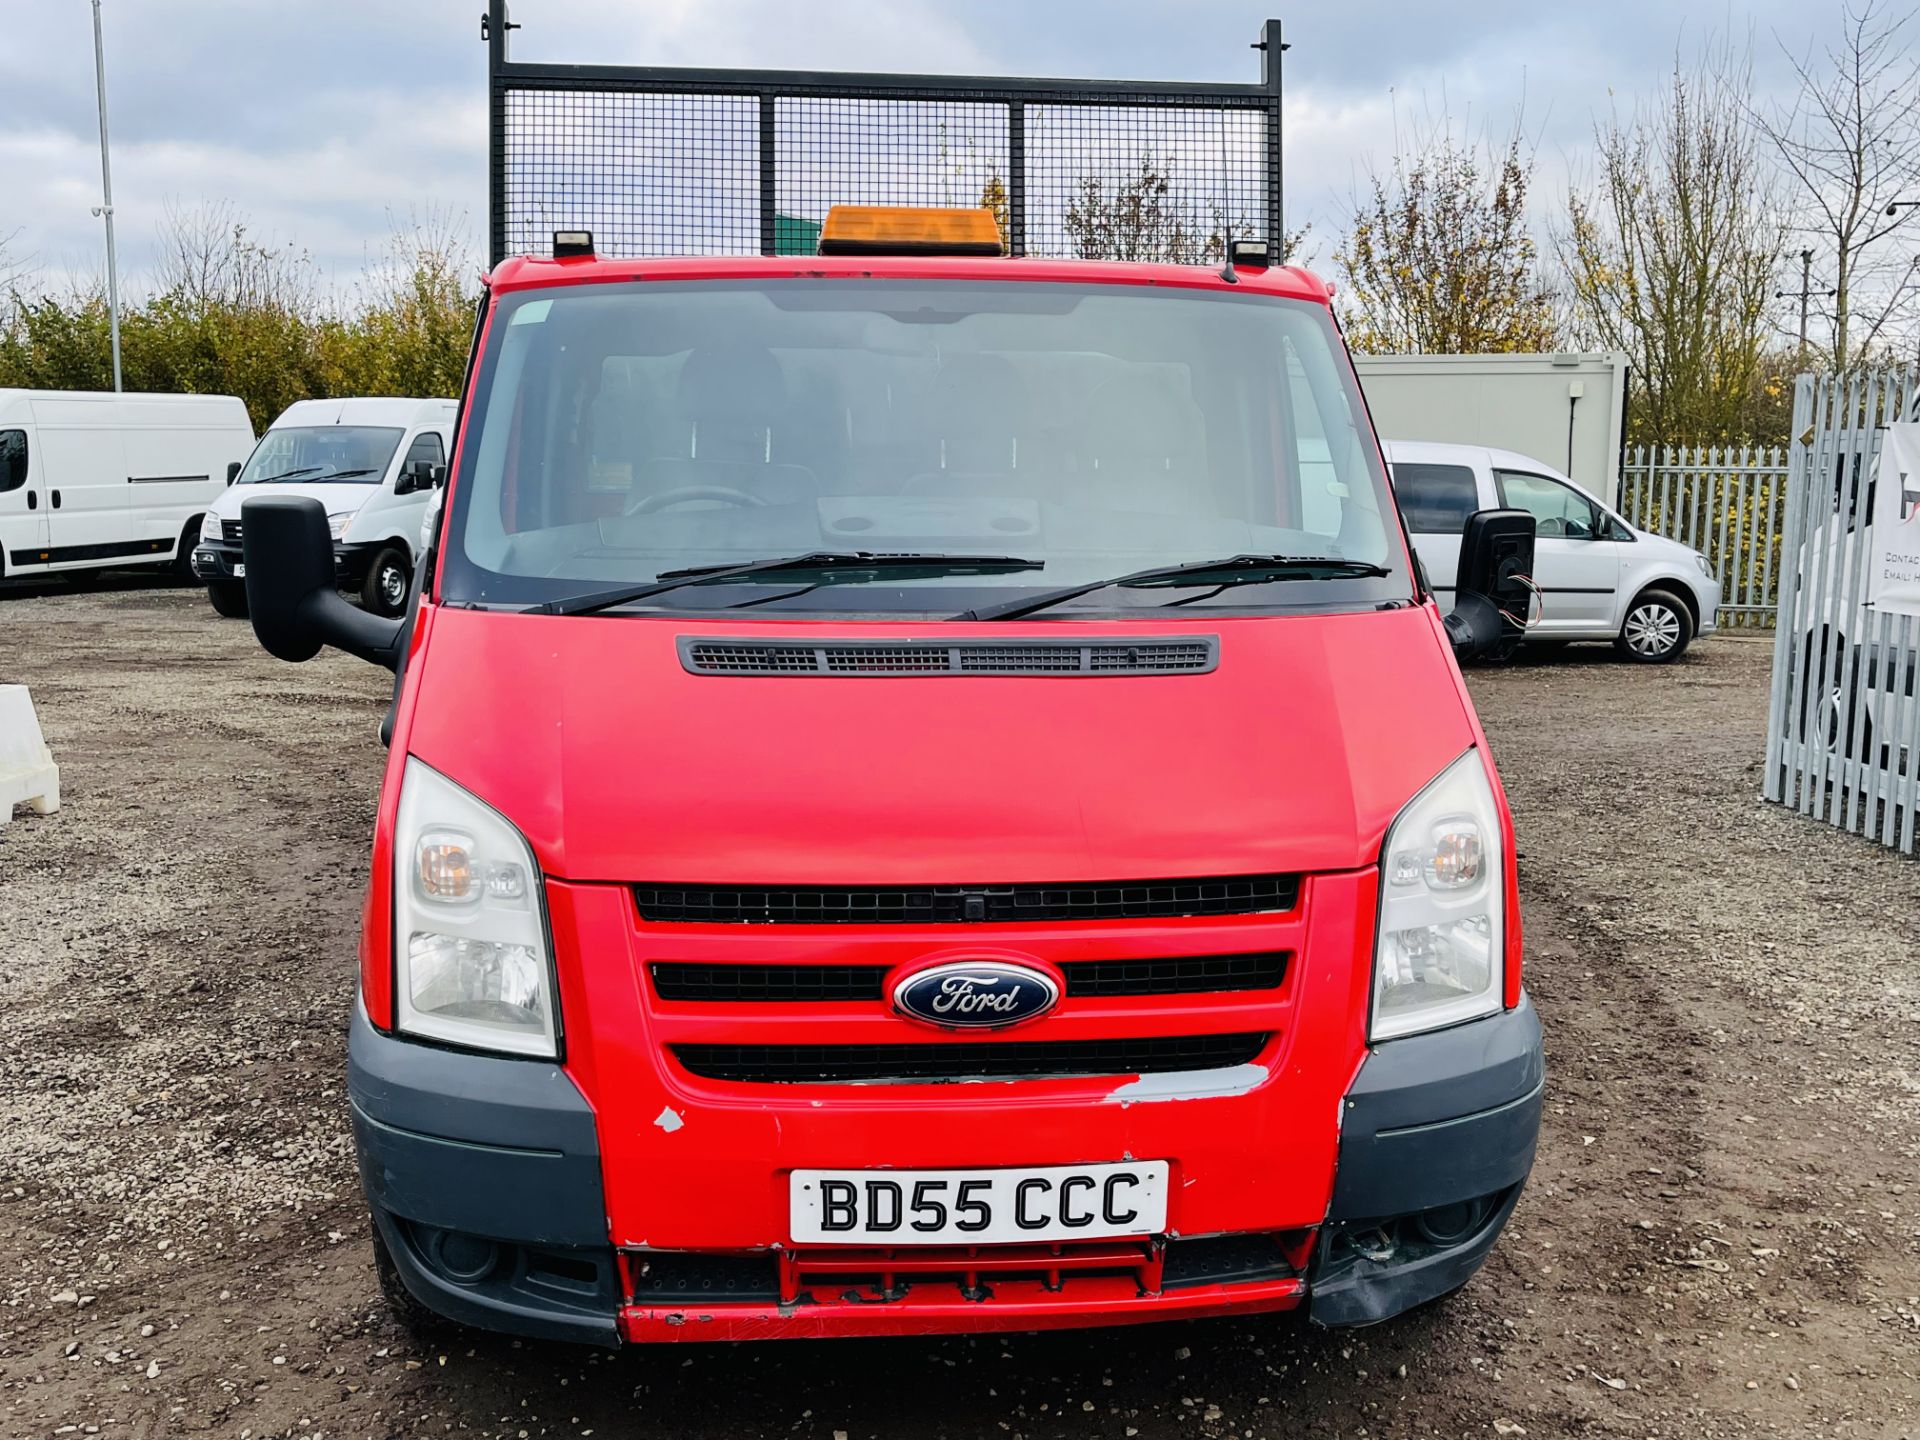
441;280;1409;615
237;426;404;485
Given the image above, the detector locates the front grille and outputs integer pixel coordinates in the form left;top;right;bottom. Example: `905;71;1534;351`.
630;1251;781;1303
671;1032;1268;1083
1063;950;1287;997
649;951;1288;1003
220;519;242;545
679;636;1218;677
651;963;886;1003
623;1231;1310;1309
634;875;1299;926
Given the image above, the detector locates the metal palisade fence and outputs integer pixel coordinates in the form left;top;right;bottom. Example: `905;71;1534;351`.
483;0;1285;266
1763;367;1920;855
1620;445;1788;628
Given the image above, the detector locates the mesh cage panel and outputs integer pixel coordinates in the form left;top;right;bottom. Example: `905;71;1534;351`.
1025;102;1268;262
487;6;1284;264
500;89;760;258
774;98;1011;233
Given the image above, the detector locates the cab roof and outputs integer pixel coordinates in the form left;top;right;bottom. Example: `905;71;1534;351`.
267;396;457;430
484;251;1335;305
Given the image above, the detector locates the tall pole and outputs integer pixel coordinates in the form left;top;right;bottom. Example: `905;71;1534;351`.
89;0;123;392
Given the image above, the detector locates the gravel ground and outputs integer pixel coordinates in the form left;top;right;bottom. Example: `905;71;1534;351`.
2;575;1917;1440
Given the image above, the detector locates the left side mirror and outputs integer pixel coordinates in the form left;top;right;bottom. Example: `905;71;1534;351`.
241;495;404;671
1445;507;1536;663
394;459;435;495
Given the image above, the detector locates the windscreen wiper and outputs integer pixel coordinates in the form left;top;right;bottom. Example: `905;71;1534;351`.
256;466;322;483
531;552;1043;617
958;554;1391;622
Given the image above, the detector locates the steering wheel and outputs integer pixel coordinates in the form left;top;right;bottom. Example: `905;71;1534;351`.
628;485;767;515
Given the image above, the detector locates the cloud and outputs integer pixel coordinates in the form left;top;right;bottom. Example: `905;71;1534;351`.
0;0;1888;298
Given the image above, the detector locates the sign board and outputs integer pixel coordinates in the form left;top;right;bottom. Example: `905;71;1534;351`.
1868;422;1920;618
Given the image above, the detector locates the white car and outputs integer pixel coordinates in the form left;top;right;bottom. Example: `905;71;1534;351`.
193;397;455;619
0;389;253;581
1384;440;1722;663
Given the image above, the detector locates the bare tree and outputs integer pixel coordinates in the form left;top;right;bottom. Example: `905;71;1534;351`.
1562;39;1784;442
326;207;481;398
1758;1;1920;368
1333;121;1559;354
153;199;319;315
1061;153;1303;265
0;228;33;327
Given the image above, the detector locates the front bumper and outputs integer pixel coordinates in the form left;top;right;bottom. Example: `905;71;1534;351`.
332;540;380;587
348;1006;621;1346
348;986;1543;1345
1696;575;1723;636
190;543;240;582
1309;994;1543;1325
190;540;378;587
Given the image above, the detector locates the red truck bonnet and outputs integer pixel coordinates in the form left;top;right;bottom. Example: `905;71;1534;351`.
398;604;1478;884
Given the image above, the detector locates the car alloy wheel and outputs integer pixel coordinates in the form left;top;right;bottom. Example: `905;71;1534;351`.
1622;601;1682;657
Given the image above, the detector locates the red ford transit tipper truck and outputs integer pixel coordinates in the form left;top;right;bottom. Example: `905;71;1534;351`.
241;206;1543;1346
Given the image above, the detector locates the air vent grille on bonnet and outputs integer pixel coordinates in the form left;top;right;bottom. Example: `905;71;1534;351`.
678;637;1218;677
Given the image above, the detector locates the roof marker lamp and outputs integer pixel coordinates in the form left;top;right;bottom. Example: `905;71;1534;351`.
393;758;556;1058
1372;748;1504;1041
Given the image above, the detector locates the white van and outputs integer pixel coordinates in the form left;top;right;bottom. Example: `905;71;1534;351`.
1384;440;1724;662
0;390;254;581
193;397;455;618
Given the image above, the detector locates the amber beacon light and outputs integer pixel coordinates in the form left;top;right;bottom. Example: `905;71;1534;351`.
817;205;1006;257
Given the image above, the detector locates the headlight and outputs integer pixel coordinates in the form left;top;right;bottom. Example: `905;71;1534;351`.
393;758;557;1057
328;511;353;540
1694;552;1714;578
1372;748;1505;1041
200;512;222;543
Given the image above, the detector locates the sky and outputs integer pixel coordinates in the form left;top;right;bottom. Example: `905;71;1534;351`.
0;0;1894;303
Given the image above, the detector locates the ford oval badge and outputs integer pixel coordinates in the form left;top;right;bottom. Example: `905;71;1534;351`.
893;960;1060;1030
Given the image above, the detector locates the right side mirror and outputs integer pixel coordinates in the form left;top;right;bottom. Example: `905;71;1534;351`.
226;460;242;486
1445;508;1536;663
241;495;405;671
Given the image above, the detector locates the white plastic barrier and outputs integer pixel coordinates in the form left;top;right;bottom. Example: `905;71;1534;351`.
0;685;59;824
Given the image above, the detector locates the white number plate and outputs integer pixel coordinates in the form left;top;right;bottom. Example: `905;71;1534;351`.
790;1161;1169;1245
232;562;246;578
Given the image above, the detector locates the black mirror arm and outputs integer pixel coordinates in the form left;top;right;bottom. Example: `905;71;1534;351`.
1444;592;1503;662
378;523;437;746
298;588;405;670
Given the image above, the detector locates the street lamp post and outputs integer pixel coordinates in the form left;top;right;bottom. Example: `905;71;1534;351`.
89;0;123;393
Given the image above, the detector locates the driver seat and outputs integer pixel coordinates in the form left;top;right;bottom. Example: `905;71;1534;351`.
630;346;815;511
